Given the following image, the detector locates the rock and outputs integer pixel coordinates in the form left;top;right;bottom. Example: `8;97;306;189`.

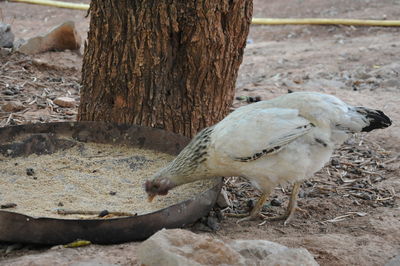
229;239;288;260
216;187;232;208
0;203;17;209
229;240;319;266
206;216;220;231
68;259;118;266
26;168;35;176
3;89;18;95
0;47;12;56
264;248;320;266
0;22;14;48
2;101;25;112
246;96;262;103
192;221;213;232
137;229;246;266
270;198;282;206
53;97;76;108
138;229;319;266
17;21;81;55
13;38;26;50
385;254;400;266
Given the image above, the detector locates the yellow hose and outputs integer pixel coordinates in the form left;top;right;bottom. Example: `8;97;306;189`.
10;0;89;10
252;18;400;27
9;0;400;27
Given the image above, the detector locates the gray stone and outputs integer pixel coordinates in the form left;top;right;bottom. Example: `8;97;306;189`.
71;259;118;266
137;228;246;266
216;187;232;208
53;97;76;108
385;254;400;266
18;21;81;55
0;47;12;56
229;240;319;265
229;239;288;260
0;22;14;48
2;101;25;112
13;38;27;49
138;229;319;266
263;248;319;266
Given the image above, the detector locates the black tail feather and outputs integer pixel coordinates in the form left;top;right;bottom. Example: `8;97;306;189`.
357;108;392;132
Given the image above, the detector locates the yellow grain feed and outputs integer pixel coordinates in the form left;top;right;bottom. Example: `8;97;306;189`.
0;142;216;219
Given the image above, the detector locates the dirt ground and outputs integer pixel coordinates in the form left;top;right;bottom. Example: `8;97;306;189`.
0;0;399;265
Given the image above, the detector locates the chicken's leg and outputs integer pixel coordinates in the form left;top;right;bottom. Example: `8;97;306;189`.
225;182;303;224
267;181;302;225
225;192;270;220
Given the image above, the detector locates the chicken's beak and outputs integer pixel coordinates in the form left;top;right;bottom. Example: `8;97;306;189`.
147;194;156;203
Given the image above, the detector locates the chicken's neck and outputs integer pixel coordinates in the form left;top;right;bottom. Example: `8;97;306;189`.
154;126;217;185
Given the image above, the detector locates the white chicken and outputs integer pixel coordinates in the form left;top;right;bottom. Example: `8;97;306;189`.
145;92;392;223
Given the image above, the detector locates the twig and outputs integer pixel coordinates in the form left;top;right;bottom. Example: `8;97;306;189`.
383;155;399;165
5;113;13;126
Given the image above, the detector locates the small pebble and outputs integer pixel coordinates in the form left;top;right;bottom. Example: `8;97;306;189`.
2;89;16;96
48;77;63;82
270;198;282;207
206;216;220;231
1;203;17;209
53;97;76;108
361;193;373;200
247;199;256;209
304;181;314;187
200;216;208;224
353;183;366;188
215;209;224;221
193;222;213;232
98;210;109;217
26;168;35;176
236;96;262;103
246;96;262;103
2;100;25;112
331;158;340;166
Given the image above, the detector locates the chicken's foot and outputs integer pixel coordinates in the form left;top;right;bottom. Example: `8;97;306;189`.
265;181;303;225
226;182;305;225
235;192;270;223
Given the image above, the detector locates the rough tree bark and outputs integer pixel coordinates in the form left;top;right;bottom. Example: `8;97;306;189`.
78;0;253;137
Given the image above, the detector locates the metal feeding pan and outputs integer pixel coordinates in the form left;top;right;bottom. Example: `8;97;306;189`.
0;122;222;245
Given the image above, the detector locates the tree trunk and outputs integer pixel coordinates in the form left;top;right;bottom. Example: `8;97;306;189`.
78;0;253;137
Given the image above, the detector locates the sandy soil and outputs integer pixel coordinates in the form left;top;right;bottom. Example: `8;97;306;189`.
0;0;399;265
